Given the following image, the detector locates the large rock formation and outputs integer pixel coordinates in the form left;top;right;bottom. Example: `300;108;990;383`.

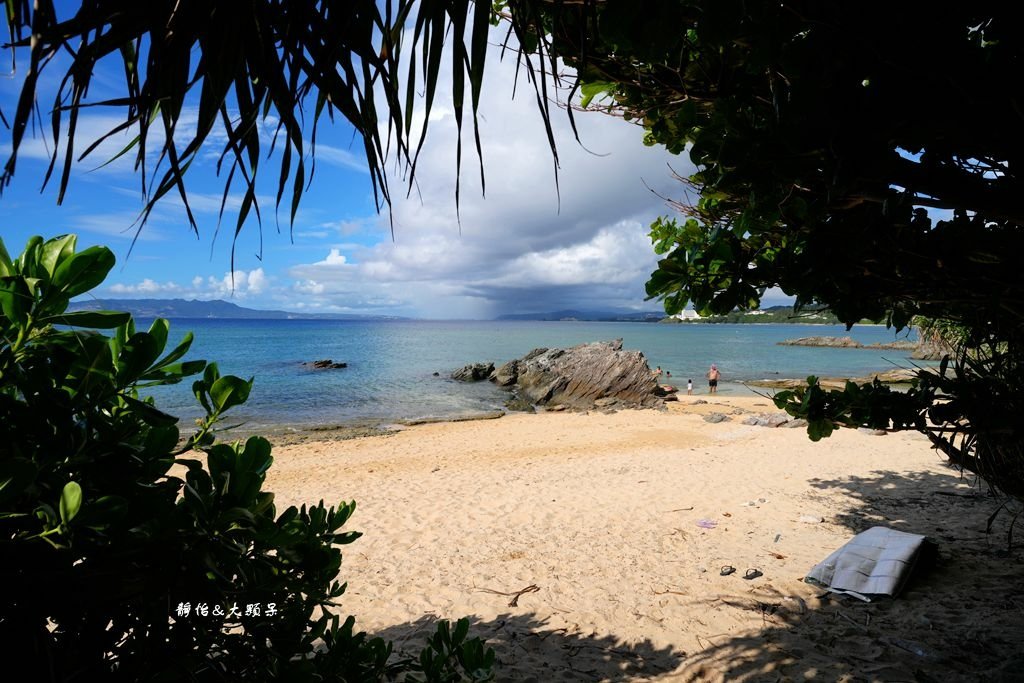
451;362;495;381
488;339;663;411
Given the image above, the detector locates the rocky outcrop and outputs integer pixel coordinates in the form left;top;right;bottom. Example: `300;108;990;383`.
864;341;917;350
653;384;678;396
742;412;791;428
451;362;495;381
400;411;504;426
748;368;921;390
503;395;536;413
778;336;917;351
492;347;548;386
304;359;347;369
779;336;861;348
484;339;662;412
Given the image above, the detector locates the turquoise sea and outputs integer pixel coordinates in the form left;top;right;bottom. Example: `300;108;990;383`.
140;320;920;431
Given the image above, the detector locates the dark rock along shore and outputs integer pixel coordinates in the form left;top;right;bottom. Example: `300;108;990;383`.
777;336;916;351
455;339;664;412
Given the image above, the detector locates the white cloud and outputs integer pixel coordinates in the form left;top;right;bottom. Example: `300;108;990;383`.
317;248;348;265
109;279;183;295
495;221;654;287
245;268;267;294
284;33;689;317
104;267;269;300
294;280;326;295
206;268;267;297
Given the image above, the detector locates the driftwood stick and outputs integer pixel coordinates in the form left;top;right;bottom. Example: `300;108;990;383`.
474;583;541;607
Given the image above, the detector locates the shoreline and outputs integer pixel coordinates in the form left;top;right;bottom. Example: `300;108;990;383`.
219;368;919;445
221;386;768;446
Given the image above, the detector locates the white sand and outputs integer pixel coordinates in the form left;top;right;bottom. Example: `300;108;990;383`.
268;396;1024;681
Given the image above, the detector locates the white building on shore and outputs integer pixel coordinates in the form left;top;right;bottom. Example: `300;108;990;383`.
672;309;702;321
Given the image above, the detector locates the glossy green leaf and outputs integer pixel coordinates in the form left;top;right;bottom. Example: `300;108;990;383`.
51;246;116;298
209;375;253;414
0;237;12;277
147;318;169;353
116;332;161;384
39;234;77;277
0;276;31;325
120;394;179;425
59;481;83;524
150;331;195;372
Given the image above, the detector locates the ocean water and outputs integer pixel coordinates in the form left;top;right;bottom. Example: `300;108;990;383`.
140;320;921;430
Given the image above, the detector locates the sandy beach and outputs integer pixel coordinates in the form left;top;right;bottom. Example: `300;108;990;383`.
268;396;1024;682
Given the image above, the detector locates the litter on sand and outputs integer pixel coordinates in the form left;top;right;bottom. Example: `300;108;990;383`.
804;526;936;602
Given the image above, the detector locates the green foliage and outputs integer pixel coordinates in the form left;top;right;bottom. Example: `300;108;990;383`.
913;316;972;355
773;376;932;442
0;235;494;681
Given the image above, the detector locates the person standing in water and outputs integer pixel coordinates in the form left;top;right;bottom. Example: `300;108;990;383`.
707;364;720;394
687;379;693;395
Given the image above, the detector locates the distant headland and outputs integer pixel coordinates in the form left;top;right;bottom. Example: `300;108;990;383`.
68;298;408;321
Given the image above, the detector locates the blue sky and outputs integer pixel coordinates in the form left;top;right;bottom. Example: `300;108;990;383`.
1;21;790;319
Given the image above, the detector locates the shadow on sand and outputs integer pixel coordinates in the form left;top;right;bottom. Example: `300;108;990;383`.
374;611;685;681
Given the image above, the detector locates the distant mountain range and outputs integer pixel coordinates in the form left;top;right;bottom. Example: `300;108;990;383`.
495;309;666;322
68;298;407;321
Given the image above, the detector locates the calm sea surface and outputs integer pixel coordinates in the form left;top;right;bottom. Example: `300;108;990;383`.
139;320;920;430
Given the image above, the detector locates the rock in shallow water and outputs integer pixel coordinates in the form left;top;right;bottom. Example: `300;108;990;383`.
304;359;347;369
451;362;495;381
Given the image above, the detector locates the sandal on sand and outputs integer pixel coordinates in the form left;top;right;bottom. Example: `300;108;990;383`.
720;565;736;576
744;568;763;580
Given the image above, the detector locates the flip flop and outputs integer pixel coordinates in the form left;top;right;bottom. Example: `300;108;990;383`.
720;565;736;576
743;568;763;580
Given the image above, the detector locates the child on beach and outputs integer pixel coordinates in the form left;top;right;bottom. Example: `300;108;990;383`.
687;379;693;395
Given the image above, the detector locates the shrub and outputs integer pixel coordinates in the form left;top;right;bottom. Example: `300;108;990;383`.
0;235;494;681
